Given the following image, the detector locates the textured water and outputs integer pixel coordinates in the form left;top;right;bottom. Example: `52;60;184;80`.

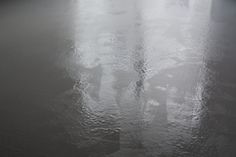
0;0;236;157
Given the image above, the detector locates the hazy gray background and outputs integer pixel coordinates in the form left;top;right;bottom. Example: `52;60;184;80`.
0;0;236;156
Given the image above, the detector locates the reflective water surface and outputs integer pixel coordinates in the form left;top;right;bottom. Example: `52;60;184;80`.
0;0;236;156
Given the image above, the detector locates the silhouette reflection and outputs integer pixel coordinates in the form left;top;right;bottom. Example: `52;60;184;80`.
1;0;236;157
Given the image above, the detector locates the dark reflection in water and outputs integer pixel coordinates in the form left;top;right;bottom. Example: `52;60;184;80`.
1;0;236;157
185;1;236;156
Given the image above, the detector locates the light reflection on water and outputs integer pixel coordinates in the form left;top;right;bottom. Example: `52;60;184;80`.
60;0;213;156
1;0;236;156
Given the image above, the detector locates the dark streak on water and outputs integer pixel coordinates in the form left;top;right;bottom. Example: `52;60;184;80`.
0;0;236;157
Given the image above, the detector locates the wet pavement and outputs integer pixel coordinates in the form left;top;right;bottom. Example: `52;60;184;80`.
0;0;236;156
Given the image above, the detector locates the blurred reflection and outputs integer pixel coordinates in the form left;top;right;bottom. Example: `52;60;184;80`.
121;0;146;149
186;1;236;156
1;0;236;157
166;0;189;8
100;1;146;153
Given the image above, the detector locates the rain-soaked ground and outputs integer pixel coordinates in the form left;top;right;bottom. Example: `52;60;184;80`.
0;0;236;156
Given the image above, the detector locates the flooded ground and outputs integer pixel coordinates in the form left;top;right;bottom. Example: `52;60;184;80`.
0;0;236;156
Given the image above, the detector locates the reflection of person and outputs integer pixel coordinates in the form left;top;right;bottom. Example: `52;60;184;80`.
53;61;120;156
112;1;146;150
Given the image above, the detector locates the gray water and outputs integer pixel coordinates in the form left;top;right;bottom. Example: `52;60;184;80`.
0;0;236;156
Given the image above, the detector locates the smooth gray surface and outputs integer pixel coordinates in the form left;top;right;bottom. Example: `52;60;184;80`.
0;0;236;156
